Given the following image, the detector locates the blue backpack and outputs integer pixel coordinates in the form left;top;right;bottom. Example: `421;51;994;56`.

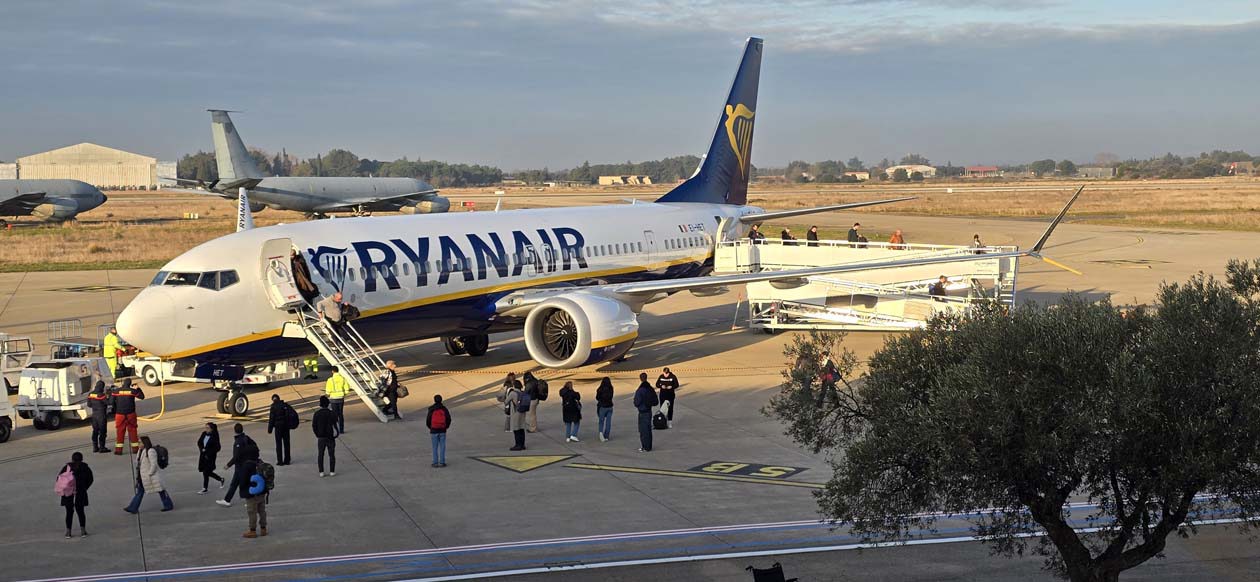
516;391;532;413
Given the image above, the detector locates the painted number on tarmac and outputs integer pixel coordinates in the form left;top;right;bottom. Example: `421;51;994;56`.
688;461;806;479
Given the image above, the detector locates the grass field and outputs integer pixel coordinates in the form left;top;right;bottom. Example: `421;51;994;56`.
2;178;1258;271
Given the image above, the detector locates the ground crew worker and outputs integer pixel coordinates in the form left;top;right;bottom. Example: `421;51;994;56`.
302;357;319;380
87;376;110;453
325;366;349;434
102;327;122;376
111;379;145;455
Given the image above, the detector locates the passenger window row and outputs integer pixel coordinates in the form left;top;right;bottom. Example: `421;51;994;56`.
665;235;707;251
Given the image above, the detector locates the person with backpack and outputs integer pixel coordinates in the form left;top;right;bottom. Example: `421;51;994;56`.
197;422;226;494
125;436;173;513
325;366;350;434
240;457;270;538
498;373;522;432
87;377;109;453
57;452;94;538
655;368;680;425
312;396;339;477
425;394;451;467
595;377;614;442
217;423;258;507
633;372;659;452
267;394;295;466
522;371;547;433
559;381;582;442
507;381;528;451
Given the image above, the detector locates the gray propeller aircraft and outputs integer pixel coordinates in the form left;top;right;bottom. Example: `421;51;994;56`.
172;110;450;218
0;179;107;225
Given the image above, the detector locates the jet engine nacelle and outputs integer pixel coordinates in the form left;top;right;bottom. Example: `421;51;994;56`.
523;293;638;368
399;196;451;215
250;202;267;213
31;198;80;221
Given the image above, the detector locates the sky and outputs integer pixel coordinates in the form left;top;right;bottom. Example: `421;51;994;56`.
1;0;1258;170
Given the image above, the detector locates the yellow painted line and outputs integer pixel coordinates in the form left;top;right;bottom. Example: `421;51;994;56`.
567;463;824;489
161;252;713;360
590;331;638;349
472;455;576;473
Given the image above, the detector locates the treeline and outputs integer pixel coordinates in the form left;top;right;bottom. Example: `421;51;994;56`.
176;149;502;187
177;149;703;187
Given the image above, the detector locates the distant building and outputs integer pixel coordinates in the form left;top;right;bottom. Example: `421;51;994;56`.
843;171;870;181
1077;166;1117;179
1226;161;1255;176
598;175;653;186
17;142;159;189
965;165;1001;178
884;164;936;178
543;180;589;188
500;178;527;186
0;163;16;180
156;161;178;188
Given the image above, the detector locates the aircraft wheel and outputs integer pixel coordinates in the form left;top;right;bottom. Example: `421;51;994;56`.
141;366;161;387
463;334;489;357
216;392;230;415
32;417;46;430
230;393;249;416
44;412;63;431
443;336;467;356
0;418;11;442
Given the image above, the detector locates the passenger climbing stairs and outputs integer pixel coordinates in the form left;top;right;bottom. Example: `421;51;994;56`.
296;308;392;423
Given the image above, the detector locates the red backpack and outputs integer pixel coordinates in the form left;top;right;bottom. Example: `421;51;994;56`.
431;408;449;430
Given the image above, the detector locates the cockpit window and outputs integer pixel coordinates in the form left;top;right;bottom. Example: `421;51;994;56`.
197;272;219;290
219;270;239;289
150;271;169;286
164;272;200;286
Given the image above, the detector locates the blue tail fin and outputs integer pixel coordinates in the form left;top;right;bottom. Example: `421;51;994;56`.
657;37;762;206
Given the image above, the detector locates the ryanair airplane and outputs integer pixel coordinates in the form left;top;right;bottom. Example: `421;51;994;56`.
117;38;1080;371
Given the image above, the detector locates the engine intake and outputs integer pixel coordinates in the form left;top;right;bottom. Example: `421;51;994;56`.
400;196;451;214
31;198;79;221
524;293;638;368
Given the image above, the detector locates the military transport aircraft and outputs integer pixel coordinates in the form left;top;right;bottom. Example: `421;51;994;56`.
171;110;450;218
0;179;107;225
118;38;1080;379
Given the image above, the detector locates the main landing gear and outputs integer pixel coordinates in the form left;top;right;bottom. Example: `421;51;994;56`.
443;334;489;357
215;382;250;416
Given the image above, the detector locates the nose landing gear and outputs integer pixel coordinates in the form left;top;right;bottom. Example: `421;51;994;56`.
215;382;250;416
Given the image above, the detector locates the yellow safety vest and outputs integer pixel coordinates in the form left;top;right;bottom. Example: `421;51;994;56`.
103;333;121;359
325;373;350;399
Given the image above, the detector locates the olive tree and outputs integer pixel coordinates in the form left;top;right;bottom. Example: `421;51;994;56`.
768;268;1260;582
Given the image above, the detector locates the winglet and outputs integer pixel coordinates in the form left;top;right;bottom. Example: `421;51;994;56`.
1030;185;1085;254
236;187;255;232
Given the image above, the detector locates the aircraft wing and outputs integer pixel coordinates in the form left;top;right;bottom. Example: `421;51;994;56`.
314;189;442;212
0;191;48;214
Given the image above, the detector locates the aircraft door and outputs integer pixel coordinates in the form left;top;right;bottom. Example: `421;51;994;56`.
642;230;658;259
716;216;741;244
520;245;538;277
260;238;305;310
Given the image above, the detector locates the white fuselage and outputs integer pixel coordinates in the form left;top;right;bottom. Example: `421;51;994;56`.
117;202;758;364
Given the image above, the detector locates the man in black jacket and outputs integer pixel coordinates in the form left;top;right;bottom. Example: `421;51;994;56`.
217;423;258;507
655;368;680;424
87;377;110;453
425;394;451;467
312;396;338;477
633;373;658;452
381;360;402;420
267;395;292;466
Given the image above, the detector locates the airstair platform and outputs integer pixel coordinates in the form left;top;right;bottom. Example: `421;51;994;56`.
715;238;1018;332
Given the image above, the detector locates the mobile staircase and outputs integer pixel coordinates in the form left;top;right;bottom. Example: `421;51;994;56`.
295;308;392;423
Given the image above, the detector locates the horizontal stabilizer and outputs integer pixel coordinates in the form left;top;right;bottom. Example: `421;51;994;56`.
739;197;915;223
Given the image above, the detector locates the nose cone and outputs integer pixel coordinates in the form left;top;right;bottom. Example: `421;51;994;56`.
117;289;176;356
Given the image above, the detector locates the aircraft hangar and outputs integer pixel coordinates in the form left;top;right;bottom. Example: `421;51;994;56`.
15;142;161;190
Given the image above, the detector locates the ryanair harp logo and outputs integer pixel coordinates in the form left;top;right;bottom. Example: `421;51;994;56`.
724;103;755;177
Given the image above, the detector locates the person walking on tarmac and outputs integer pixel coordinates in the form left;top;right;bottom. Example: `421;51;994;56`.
498;373;522;432
522;371;546;433
313;396;338;477
217;423;258;508
57;452;94;538
506;382;528;451
633;373;659;452
111;379;144;455
87;375;109;453
325;366;350;434
381;360;402;420
239;457;268;538
102;327;122;377
655;367;680;426
197;422;226;494
125;436;173;513
267;394;293;466
595;377;615;442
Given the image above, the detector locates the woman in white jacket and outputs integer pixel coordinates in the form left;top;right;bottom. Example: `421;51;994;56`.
124;436;173;513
